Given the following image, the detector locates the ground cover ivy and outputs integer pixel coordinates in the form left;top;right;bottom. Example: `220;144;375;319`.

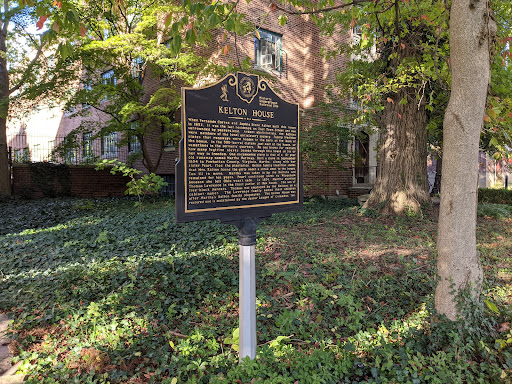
0;197;511;383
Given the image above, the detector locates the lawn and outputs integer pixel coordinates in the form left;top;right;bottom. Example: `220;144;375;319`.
0;197;511;383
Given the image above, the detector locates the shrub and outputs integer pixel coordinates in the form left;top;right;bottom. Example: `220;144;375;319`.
95;159;167;210
477;203;512;218
478;188;512;205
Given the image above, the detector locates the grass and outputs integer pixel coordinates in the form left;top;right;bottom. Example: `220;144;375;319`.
0;197;511;383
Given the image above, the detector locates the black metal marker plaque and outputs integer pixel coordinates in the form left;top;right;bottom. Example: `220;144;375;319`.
175;72;303;223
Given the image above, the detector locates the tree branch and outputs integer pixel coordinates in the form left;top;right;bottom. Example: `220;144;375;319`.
270;0;372;15
8;39;46;95
89;104;124;124
2;0;9;34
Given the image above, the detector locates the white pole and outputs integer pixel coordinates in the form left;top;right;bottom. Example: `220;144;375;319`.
239;243;256;361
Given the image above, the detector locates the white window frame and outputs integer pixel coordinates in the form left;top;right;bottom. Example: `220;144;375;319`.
255;29;283;72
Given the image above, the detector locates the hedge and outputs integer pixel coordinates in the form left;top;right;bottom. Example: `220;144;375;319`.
478;188;512;204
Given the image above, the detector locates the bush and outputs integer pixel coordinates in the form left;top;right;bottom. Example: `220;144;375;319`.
478;188;512;204
477;203;512;218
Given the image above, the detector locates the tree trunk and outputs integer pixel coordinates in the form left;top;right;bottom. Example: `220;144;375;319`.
0;25;10;196
364;87;430;215
435;0;496;320
0;122;9;196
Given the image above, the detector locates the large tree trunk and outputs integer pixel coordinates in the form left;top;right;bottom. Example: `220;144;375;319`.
435;0;496;320
364;87;430;215
0;25;10;196
0;119;9;196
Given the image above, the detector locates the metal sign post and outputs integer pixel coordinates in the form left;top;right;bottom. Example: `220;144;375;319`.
237;218;257;361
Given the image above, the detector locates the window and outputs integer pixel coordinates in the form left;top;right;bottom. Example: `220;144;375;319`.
160;40;177;82
255;30;282;72
48;140;55;162
102;132;118;159
161;124;175;150
102;69;117;85
83;132;94;160
13;149;20;162
32;144;41;162
129;136;141;152
131;57;144;81
354;132;370;184
159;175;175;197
13;148;31;163
128;122;142;152
82;83;92;110
65;105;76;115
64;136;76;164
101;70;116;101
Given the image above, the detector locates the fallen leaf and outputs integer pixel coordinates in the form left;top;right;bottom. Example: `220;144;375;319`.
498;322;510;332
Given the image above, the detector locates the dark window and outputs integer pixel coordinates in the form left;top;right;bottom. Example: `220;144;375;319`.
255;30;283;72
354;132;370;184
159;174;175;197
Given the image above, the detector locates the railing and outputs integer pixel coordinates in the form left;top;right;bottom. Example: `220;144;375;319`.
7;133;132;166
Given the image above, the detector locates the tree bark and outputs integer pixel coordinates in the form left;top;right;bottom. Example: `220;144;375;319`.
0;119;9;196
435;0;496;320
0;22;10;196
364;87;430;215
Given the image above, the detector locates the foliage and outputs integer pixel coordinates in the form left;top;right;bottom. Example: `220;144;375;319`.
480;1;512;161
0;198;511;382
95;160;166;211
478;188;512;205
286;0;451;166
26;162;71;198
52;0;252;174
477;203;512;219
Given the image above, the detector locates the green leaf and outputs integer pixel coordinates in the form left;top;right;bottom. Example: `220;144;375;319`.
485;299;499;313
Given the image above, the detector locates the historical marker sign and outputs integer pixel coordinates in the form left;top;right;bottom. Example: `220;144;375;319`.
175;72;303;223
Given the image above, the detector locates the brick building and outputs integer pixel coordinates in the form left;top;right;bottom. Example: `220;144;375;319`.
7;2;377;198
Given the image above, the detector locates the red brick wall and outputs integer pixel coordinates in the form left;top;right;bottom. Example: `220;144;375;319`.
12;164;130;199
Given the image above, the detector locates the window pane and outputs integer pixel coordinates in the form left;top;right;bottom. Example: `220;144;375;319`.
102;132;118;159
255;30;282;72
102;69;117;85
83;133;94;159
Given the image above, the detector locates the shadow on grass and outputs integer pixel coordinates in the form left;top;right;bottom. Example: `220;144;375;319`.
1;198;509;383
